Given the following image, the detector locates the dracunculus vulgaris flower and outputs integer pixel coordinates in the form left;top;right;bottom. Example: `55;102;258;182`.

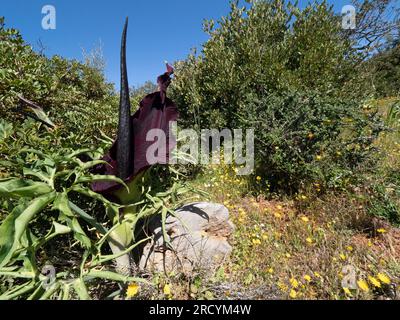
91;18;178;275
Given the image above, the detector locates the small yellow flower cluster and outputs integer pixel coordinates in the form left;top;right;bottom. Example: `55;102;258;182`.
300;216;309;223
126;283;140;298
163;283;172;296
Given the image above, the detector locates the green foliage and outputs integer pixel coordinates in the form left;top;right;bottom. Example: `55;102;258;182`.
130;81;158;111
171;0;382;191
242;90;383;191
0;121;142;299
0;119;194;299
369;43;400;97
0;17;118;146
367;168;400;225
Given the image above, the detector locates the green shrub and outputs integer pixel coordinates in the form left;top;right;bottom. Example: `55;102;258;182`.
0;119;193;299
240;90;383;191
171;0;382;192
0;17;118;148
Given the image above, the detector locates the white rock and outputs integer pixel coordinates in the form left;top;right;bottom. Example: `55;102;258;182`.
139;202;235;274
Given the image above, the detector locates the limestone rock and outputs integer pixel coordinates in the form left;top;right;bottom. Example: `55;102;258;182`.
139;202;235;274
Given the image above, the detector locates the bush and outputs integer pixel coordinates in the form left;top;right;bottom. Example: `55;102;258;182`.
171;0;382;192
0;17;118;147
241;90;383;191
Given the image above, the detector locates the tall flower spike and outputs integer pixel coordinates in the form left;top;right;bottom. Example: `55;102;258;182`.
117;17;133;180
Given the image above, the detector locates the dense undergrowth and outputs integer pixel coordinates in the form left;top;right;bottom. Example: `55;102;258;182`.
0;0;399;300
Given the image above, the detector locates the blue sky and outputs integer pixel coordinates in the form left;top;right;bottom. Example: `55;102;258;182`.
1;0;354;88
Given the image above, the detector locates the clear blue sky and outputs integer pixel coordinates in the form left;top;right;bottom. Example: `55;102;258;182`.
1;0;353;88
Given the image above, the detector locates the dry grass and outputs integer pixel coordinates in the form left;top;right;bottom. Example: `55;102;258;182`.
183;164;399;300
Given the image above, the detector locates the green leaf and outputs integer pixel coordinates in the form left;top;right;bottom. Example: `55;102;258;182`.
39;282;61;300
69;185;120;221
29;106;55;128
78;160;108;171
75;175;129;192
0;281;36;300
53;192;74;217
0;178;53;198
84;270;148;284
0;192;56;267
0;120;13;141
23;168;51;184
72;279;91;300
69;201;108;235
67;217;92;249
34;221;71;251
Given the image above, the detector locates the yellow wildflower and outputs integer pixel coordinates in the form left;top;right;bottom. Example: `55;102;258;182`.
316;155;322;161
276;205;283;210
289;289;297;299
274;212;282;219
303;275;312;282
252;238;261;245
339;253;346;261
256;176;262;181
314;272;321;278
126;283;140;298
277;281;287;291
377;273;391;285
343;287;352;296
163;284;172;296
290;278;299;288
346;246;353;252
357;279;369;292
368;276;381;288
306;237;313;244
267;268;274;274
377;228;386;234
301;216;309;222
